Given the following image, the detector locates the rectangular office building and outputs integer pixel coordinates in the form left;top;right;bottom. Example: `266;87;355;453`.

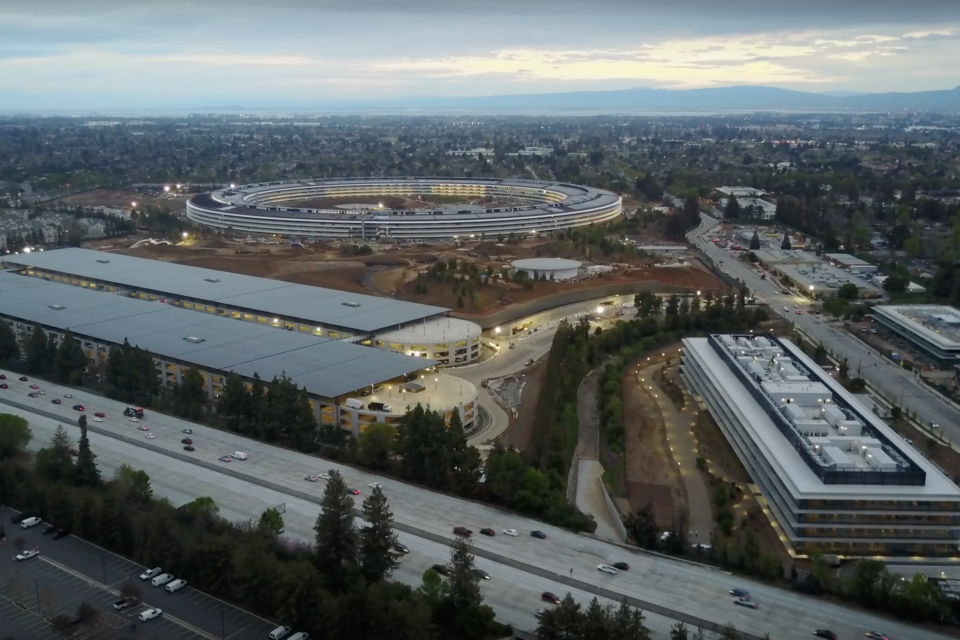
682;333;960;559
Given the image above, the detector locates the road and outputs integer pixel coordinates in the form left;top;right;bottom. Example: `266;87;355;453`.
1;371;947;640
687;214;960;444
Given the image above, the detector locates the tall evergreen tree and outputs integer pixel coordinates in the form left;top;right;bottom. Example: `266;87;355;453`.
749;230;761;250
0;320;19;363
781;232;792;250
724;195;741;219
313;470;358;591
53;329;88;384
35;424;75;482
174;367;207;420
358;485;400;583
24;325;52;374
74;422;100;487
446;533;482;613
217;372;249;433
446;411;481;494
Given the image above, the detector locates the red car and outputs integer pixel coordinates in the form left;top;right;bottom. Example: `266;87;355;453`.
72;404;85;411
0;374;5;379
453;526;473;537
51;399;62;405
541;592;561;604
347;488;360;495
0;384;7;389
94;412;105;418
29;385;39;389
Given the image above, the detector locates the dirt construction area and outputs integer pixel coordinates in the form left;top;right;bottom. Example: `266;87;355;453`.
105;234;727;316
53;188;192;212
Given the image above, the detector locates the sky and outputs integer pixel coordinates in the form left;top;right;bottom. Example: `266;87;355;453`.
1;0;959;110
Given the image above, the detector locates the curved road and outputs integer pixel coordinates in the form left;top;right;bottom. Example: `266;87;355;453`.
0;371;945;640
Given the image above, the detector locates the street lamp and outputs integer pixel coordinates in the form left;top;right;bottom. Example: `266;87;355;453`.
182;231;189;239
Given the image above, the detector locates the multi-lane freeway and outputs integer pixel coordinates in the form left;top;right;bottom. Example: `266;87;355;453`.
0;370;944;640
688;214;960;444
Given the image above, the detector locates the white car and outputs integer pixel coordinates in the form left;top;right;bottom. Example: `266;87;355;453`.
165;579;188;593
93;417;103;423
319;473;331;480
151;573;174;587
231;451;248;460
144;433;156;439
15;547;40;561
304;475;319;482
368;482;381;489
64;394;72;398
129;417;140;422
20;516;41;529
140;567;162;581
783;306;789;312
502;528;518;537
139;608;163;622
597;564;618;575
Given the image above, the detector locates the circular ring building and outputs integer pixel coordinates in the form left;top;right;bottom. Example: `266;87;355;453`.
186;177;622;240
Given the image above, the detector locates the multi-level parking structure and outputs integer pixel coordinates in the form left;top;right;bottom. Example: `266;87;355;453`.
185;177;622;240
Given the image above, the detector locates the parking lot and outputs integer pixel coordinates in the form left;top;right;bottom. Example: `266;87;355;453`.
1;511;279;640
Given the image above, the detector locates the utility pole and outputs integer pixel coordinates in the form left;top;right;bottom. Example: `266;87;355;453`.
34;580;41;615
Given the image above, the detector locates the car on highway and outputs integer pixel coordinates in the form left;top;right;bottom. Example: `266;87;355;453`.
231;451;248;460
63;394;72;398
479;528;496;536
472;568;491;580
503;528;518;536
530;530;546;539
20;516;41;529
612;562;629;571
184;445;195;452
393;542;409;554
138;425;149;431
93;417;103;423
597;564;618;575
181;438;192;444
28;392;38;397
796;310;802;315
182;428;193;434
144;433;156;439
15;547;40;561
19;376;28;381
347;488;360;495
541;592;561;604
0;384;7;389
139;608;163;622
535;609;546;619
783;306;789;311
319;473;332;480
218;455;232;462
166;578;188;593
814;631;837;640
29;384;39;389
0;374;4;379
140;567;162;581
729;588;750;599
51;398;61;404
864;633;887;640
72;404;85;411
929;421;940;429
368;482;381;489
734;598;758;609
94;412;105;418
431;564;450;576
129;417;140;422
305;475;319;482
453;526;472;537
113;598;134;611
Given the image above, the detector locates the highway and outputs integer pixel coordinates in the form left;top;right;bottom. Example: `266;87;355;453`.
1;370;947;640
687;214;960;444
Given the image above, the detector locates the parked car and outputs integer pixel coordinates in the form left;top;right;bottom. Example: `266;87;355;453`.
53;529;69;540
166;579;188;593
15;547;40;561
151;573;174;587
113;598;134;611
20;516;41;529
139;608;163;622
140;567;162;581
43;525;58;535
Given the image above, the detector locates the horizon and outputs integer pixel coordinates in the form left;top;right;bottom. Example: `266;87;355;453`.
1;0;960;110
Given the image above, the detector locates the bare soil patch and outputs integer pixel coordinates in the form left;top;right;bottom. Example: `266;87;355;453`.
692;411;751;485
53;188;191;211
500;362;545;451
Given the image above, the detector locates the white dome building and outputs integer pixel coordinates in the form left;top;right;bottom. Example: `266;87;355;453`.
373;317;483;366
510;258;581;281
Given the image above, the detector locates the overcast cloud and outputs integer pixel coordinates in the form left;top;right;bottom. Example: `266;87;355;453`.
1;0;958;110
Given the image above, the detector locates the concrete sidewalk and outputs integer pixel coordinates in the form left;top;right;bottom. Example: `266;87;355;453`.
576;459;625;541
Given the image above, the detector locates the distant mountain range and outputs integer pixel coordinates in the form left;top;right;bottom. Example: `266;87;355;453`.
319;84;960;113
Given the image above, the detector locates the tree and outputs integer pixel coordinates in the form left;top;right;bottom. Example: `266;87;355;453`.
837;283;859;300
24;325;52;374
358;422;396;471
0;321;19;363
536;593;582;640
446;533;482;614
74;423;100;487
882;273;909;294
623;503;659;549
670;622;689;640
258;507;285;538
174;367;207;420
359;485;400;583
313;470;358;591
749;230;760;250
781;233;791;250
724;195;741;219
0;414;32;460
446;411;482;494
35;424;75;482
634;291;662;318
112;464;153;503
53;329;88;384
216;372;249;433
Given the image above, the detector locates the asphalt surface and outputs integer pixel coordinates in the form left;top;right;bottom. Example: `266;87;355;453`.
1;371;948;640
688;214;960;444
1;507;280;640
